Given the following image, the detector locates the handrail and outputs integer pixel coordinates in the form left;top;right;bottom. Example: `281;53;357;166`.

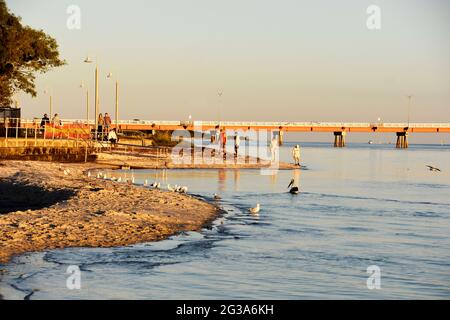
7;118;450;129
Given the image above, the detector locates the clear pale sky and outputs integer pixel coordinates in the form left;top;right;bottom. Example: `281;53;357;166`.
6;0;450;142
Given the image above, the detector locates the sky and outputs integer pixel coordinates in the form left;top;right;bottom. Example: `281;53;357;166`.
6;0;450;143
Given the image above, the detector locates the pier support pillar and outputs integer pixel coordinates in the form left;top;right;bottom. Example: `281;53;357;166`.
333;131;346;147
396;132;408;149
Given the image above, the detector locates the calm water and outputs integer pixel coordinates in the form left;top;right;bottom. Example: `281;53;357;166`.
1;142;450;299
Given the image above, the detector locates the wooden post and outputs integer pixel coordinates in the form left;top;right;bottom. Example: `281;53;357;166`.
334;132;345;148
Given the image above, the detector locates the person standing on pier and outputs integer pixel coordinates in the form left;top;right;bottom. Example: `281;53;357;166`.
98;113;104;140
104;113;112;135
51;113;60;126
292;144;301;166
40;114;50;128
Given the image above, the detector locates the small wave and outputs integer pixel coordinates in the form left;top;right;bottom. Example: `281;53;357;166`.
306;192;450;207
338;226;374;233
413;212;442;218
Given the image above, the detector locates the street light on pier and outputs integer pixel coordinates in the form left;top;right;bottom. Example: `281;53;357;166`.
406;95;413;127
217;91;223;126
43;89;53;117
106;72;119;132
84;56;99;140
79;82;89;127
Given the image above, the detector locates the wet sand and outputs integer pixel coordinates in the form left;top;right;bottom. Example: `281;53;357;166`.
0;161;221;264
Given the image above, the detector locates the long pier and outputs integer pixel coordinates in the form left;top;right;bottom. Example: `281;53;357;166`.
20;119;450;148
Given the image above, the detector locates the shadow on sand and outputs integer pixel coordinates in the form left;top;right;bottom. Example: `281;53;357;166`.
0;180;75;214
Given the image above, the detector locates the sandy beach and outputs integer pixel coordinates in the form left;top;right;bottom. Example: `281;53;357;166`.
0;160;221;264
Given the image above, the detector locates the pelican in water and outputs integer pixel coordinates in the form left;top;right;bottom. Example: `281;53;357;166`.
426;165;441;172
249;204;260;214
213;193;221;200
288;179;300;194
177;186;188;193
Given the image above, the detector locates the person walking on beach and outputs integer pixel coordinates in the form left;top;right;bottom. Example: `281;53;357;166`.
292;144;301;166
97;113;104;139
234;131;240;158
104;113;112;134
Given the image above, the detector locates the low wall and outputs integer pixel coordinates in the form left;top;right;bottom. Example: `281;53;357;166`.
0;139;97;162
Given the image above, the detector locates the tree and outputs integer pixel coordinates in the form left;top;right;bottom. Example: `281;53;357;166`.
0;0;65;107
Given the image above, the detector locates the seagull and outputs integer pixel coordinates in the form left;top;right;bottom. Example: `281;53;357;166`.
213;193;221;200
249;204;260;214
63;170;69;176
177;186;188;193
87;171;91;178
131;176;136;184
156;182;161;189
150;181;159;188
288;178;300;194
117;177;122;183
426;165;441;172
143;179;149;187
167;184;175;192
111;177;117;181
96;173;101;179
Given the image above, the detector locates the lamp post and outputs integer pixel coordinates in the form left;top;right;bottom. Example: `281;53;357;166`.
84;56;99;139
106;72;119;131
406;95;413;127
80;82;89;127
43;89;53;118
218;91;223;126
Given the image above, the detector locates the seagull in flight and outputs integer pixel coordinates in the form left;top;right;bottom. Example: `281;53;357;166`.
426;165;441;172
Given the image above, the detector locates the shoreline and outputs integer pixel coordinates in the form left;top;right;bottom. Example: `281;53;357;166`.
0;160;222;265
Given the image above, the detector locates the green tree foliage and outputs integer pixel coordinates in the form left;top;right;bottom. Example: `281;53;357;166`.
0;0;65;107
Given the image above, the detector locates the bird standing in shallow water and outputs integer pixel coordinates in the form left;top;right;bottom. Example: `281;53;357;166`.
249;204;260;214
288;178;300;194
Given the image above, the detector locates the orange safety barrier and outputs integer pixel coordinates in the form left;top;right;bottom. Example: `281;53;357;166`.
44;124;91;139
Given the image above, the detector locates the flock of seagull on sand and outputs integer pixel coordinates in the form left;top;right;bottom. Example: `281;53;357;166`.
59;167;304;217
86;171;190;194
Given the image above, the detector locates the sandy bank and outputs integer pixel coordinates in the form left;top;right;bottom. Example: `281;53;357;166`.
0;161;220;264
95;148;299;170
